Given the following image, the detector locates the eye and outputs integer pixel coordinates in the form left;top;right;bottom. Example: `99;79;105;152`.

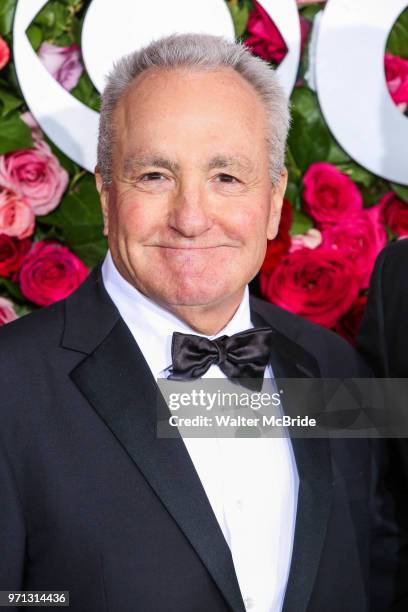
140;172;166;181
215;173;240;183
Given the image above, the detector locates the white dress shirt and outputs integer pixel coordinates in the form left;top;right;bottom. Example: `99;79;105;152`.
101;250;299;612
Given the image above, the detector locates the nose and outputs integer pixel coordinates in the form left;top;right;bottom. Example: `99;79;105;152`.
168;181;213;238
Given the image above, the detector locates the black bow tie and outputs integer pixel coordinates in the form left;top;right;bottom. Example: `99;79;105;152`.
167;327;274;391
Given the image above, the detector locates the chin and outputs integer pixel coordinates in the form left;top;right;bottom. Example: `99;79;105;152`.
153;278;235;308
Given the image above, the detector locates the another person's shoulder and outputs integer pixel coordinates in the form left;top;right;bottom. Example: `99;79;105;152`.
250;295;370;377
375;238;408;280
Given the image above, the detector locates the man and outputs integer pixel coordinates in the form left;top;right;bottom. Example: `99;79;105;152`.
358;238;408;612
0;33;399;611
358;238;408;377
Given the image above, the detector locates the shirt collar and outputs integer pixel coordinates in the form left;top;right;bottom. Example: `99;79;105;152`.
101;250;253;379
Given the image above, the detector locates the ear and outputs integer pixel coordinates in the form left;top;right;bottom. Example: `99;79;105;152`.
266;168;288;241
95;166;109;237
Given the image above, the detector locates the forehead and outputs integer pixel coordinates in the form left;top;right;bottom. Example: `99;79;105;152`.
113;66;268;138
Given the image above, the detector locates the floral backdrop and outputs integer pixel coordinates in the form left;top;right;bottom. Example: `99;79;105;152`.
0;0;407;343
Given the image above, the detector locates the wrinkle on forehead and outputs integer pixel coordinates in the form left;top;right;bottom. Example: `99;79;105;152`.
112;66;269;175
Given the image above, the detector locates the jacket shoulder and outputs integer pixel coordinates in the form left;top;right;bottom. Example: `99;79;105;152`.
0;299;65;357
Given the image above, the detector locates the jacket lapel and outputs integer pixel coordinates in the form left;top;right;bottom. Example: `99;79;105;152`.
63;266;246;612
250;302;334;612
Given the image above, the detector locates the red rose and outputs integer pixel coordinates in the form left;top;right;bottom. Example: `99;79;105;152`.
380;192;408;237
303;162;362;224
0;234;31;278
0;36;10;71
335;295;368;345
261;199;292;274
260;247;359;328
384;53;408;112
19;241;88;306
321;206;387;289
245;0;288;64
0;296;18;326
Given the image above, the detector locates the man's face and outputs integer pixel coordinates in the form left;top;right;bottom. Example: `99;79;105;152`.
96;67;287;312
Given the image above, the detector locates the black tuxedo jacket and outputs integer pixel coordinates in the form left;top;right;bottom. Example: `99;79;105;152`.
358;238;408;377
0;263;400;611
358;238;408;612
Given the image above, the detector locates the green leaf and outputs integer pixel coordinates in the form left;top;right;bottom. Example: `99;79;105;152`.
337;161;375;188
0;277;24;302
13;302;35;317
386;8;408;59
0;0;17;36
327;140;350;165
2;62;25;100
385;226;397;242
68;238;107;268
0;85;22;117
360;179;389;207
46;136;79;175
71;16;82;45
0;113;33;154
33;223;62;241
287;88;332;173
299;5;324;20
38;173;106;267
290;210;314;236
39;174;103;227
285;145;302;181
390;182;408;202
285;180;301;212
33;1;70;41
227;0;251;39
26;24;43;51
70;72;100;112
62;224;107;267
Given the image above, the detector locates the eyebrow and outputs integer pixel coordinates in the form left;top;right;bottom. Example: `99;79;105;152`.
122;153;254;175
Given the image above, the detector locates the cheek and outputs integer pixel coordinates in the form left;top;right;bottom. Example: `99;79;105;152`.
114;195;164;241
231;202;269;245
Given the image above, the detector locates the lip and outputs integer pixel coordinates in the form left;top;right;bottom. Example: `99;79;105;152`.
148;245;236;250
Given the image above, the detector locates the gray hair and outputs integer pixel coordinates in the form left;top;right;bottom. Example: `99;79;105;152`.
97;32;290;186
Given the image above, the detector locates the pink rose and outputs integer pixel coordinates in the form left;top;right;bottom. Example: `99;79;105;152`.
245;0;288;64
0;186;35;239
321;206;387;289
38;42;83;91
0;234;31;278
0;139;69;215
260;247;359;328
380;192;408;237
335;295;368;345
19;241;88;306
0;36;10;71
290;228;322;253
302;162;363;224
0;297;18;326
384;53;408;113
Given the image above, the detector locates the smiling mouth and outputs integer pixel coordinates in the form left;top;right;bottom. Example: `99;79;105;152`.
148;245;237;250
